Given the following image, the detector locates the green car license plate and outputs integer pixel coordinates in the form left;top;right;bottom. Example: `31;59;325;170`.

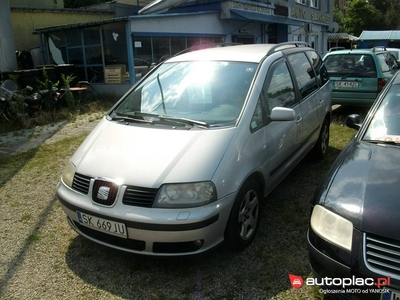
333;81;359;88
77;211;127;238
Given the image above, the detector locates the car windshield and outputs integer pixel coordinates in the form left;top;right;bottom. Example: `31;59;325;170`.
324;54;377;78
111;60;257;126
364;85;400;143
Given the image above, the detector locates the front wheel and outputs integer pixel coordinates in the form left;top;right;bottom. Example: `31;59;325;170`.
224;179;262;251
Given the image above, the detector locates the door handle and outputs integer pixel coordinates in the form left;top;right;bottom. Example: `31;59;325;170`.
296;117;302;124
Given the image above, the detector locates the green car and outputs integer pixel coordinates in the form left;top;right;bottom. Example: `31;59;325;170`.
323;48;399;106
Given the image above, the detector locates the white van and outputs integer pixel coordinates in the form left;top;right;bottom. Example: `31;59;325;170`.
57;42;332;255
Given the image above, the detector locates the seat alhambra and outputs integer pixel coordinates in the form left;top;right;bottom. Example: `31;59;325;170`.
57;42;332;256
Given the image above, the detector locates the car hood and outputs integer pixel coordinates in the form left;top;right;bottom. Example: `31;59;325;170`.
70;118;236;188
323;141;400;239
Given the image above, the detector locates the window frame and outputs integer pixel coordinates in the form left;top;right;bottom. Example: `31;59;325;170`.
250;58;297;132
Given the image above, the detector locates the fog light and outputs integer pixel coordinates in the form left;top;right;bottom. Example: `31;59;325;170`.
193;240;203;247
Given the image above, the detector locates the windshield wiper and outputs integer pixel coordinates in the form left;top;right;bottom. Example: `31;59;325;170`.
110;114;153;124
110;111;209;128
158;116;209;128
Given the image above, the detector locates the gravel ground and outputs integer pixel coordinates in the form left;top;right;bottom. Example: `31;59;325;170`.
0;113;329;300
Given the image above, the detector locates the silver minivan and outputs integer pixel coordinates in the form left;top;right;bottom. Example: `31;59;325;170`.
57;42;332;255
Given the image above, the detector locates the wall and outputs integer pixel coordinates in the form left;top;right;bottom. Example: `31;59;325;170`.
10;10;113;51
130;12;229;35
10;0;64;9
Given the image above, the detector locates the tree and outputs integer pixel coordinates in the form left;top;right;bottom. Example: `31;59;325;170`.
333;7;346;32
338;0;400;36
342;0;381;36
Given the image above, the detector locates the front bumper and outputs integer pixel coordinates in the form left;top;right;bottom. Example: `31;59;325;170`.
307;227;400;300
57;181;236;256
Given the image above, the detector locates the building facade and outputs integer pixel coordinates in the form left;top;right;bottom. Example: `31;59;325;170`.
32;0;334;90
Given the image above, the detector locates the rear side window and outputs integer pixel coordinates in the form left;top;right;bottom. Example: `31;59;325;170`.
305;50;329;86
376;53;398;72
324;54;377;78
287;52;318;99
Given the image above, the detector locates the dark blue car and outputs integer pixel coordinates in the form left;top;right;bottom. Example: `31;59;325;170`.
307;70;400;300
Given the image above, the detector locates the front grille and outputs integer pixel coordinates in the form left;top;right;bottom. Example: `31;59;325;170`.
72;173;91;194
73;221;146;251
92;180;119;206
364;233;400;279
72;173;158;208
122;186;158;207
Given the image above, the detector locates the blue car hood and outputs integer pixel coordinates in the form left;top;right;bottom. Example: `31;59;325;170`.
323;141;400;240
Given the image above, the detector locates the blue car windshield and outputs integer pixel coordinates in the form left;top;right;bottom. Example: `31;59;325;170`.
364;85;400;142
112;61;257;125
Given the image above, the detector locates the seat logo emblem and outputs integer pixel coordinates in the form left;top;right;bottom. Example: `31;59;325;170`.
97;186;110;200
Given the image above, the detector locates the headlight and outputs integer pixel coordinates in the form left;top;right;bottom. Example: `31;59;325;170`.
154;182;217;208
310;205;353;251
61;161;76;188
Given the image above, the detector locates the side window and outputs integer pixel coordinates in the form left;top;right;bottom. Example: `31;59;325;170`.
287;52;318;99
250;59;296;132
378;53;399;72
305;50;329;86
263;59;297;112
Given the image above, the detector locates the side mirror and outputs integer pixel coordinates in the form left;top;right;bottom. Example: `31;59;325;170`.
270;107;296;121
346;114;361;130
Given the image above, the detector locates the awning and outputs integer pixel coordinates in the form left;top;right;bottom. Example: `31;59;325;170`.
359;30;400;41
328;33;359;41
33;17;129;34
229;9;304;26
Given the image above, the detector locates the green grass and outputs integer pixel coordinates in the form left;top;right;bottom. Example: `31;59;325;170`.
0;93;119;135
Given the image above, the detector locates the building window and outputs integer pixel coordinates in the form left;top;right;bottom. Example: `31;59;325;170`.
132;36;224;79
45;22;128;83
295;0;319;7
311;0;319;8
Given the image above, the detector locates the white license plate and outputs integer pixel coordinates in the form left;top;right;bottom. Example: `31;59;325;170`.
333;81;359;88
77;211;127;238
381;288;400;300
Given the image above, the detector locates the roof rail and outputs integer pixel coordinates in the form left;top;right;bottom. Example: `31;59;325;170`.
266;41;311;56
372;46;387;52
174;43;242;57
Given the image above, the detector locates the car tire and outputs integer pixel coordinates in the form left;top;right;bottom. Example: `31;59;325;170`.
312;117;329;159
224;179;262;251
